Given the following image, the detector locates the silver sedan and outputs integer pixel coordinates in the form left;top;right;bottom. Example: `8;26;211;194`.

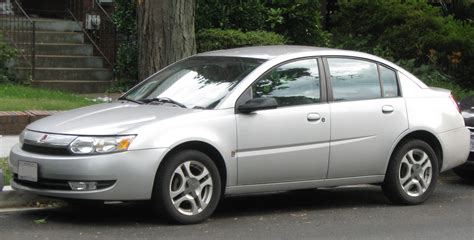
9;46;470;224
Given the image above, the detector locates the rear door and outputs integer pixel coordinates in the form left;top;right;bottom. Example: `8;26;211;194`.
325;57;409;178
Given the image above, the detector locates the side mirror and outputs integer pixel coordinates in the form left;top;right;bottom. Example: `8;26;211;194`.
238;97;278;114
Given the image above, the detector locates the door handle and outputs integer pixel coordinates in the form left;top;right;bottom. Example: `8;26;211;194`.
382;105;395;114
307;113;321;122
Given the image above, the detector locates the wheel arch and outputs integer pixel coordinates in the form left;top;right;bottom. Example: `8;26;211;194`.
156;141;228;195
386;129;443;173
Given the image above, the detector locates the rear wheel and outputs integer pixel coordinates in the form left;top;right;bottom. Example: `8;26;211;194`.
382;139;439;205
152;150;221;224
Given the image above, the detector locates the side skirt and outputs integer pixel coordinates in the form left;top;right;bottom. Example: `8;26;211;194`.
224;175;385;196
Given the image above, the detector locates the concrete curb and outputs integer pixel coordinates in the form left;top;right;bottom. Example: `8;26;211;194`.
0;186;64;209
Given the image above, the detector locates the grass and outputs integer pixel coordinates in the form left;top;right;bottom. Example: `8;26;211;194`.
1;158;11;186
0;83;96;111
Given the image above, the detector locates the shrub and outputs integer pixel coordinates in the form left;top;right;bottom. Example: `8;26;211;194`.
397;59;474;100
0;34;17;83
112;0;138;90
197;29;287;52
331;0;474;87
445;0;474;21
195;0;330;46
227;1;268;32
195;0;231;30
267;0;330;46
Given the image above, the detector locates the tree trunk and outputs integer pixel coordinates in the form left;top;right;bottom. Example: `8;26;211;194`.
137;0;196;80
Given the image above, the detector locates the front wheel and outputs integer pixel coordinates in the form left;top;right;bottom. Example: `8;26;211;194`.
382;139;439;205
152;150;221;224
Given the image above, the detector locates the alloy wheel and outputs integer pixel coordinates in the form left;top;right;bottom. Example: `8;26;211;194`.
169;160;213;216
398;149;433;197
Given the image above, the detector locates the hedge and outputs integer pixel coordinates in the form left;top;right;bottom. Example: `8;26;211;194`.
331;0;474;88
197;29;287;53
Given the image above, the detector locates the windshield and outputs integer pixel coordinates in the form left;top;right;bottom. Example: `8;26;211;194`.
124;56;266;109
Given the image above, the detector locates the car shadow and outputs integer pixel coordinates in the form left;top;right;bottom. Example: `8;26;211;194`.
18;185;391;226
213;186;389;219
440;170;474;186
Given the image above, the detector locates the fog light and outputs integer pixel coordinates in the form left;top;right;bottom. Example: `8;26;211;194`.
68;181;98;191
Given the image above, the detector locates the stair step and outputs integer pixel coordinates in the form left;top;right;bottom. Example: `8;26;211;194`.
0;17;81;32
16;55;103;68
31;80;112;93
18;43;93;56
34;19;81;32
15;31;84;44
15;68;113;81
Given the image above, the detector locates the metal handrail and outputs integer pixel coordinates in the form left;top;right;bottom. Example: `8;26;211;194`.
66;0;117;69
0;0;36;81
66;8;113;67
94;0;113;22
93;0;117;68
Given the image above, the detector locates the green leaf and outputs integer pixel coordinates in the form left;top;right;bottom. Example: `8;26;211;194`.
34;218;47;224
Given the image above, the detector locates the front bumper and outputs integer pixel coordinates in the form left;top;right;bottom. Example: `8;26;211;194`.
9;144;167;200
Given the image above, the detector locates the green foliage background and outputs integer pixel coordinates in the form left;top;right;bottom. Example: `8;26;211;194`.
109;0;473;97
196;0;330;46
197;29;287;52
331;0;474;98
0;34;17;83
112;0;139;91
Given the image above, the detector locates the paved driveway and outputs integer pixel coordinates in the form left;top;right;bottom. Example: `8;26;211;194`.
0;172;472;240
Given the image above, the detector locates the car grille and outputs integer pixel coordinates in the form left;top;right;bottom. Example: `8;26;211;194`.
13;174;116;191
22;143;71;156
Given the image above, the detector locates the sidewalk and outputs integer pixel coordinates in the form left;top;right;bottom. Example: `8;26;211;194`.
0;135;18;158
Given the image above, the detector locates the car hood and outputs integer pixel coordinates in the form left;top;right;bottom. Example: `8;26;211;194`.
27;101;197;135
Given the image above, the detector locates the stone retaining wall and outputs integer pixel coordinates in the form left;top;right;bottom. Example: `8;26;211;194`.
0;111;60;135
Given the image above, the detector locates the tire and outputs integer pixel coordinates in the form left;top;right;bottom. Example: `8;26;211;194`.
382;139;439;205
152;150;221;224
453;168;474;181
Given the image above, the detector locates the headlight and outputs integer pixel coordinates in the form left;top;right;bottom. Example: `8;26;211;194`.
69;135;136;154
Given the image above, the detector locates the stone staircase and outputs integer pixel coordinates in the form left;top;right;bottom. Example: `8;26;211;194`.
14;18;113;93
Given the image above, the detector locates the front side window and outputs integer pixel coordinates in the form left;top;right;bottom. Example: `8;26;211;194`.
249;59;321;107
124;56;265;109
328;58;381;101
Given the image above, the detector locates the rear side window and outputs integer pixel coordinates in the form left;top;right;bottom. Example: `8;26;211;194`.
328;58;381;101
379;65;399;97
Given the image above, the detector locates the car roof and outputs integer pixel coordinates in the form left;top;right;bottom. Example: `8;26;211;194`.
196;45;339;59
195;45;429;90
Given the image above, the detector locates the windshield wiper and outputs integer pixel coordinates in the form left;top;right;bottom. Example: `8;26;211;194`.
118;96;143;104
142;97;187;108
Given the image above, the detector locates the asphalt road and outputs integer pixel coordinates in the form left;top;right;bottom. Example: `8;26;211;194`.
0;172;472;240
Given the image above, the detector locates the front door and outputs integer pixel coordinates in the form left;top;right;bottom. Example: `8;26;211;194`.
236;58;331;185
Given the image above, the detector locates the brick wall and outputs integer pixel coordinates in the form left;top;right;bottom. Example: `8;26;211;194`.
0;111;60;135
